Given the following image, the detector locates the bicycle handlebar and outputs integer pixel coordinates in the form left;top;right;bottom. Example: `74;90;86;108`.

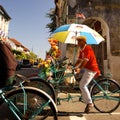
15;74;30;83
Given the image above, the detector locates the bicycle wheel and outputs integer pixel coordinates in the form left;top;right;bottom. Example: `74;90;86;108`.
24;77;57;103
90;78;120;113
0;87;58;120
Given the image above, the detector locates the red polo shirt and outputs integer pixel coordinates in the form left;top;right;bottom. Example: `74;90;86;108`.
78;45;100;77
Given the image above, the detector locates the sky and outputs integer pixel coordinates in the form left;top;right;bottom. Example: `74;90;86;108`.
0;0;55;59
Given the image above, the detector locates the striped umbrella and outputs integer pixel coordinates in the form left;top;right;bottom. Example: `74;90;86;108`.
50;23;104;45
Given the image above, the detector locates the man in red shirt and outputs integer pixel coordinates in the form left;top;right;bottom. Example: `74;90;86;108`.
74;36;100;113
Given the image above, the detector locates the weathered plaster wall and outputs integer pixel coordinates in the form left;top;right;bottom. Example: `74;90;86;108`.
78;0;120;81
110;56;120;82
65;0;120;81
79;0;120;55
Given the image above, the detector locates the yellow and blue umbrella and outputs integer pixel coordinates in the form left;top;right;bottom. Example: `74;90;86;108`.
50;23;104;45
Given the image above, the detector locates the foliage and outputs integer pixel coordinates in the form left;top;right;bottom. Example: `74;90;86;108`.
46;8;57;33
12;49;21;55
12;49;37;60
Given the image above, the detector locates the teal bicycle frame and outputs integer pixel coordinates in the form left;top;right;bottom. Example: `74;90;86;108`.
0;83;52;119
0;82;29;120
38;58;120;113
91;78;120;102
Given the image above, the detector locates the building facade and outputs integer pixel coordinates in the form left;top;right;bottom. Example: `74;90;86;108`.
0;5;11;39
54;0;120;81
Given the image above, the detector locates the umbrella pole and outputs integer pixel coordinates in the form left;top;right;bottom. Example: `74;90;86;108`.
73;8;79;64
73;45;77;65
73;32;77;65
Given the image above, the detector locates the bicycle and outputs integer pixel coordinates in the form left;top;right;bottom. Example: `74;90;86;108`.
0;76;58;120
33;57;120;113
90;76;120;113
16;74;57;103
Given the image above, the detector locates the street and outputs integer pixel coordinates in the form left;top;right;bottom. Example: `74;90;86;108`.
57;96;120;120
16;67;120;120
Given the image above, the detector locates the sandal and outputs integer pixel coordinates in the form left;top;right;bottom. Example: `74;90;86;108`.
84;103;94;113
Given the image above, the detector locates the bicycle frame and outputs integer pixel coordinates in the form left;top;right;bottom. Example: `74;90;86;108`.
51;66;120;103
56;77;120;107
91;78;120;102
0;88;25;119
0;83;52;120
38;59;120;113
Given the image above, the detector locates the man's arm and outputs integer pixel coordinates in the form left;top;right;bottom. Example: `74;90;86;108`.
79;58;88;69
74;59;88;73
74;59;83;68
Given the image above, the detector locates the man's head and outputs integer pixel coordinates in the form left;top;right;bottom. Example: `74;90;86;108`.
76;36;87;49
76;36;86;43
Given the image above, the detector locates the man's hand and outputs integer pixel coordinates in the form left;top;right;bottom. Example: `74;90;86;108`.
74;67;81;73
